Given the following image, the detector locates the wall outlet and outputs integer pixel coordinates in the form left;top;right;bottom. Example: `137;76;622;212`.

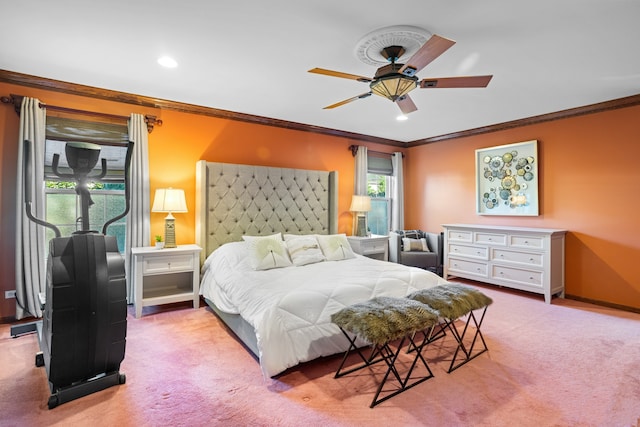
5;290;16;299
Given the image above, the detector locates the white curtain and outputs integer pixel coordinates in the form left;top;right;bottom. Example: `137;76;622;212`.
354;146;368;195
15;97;47;319
391;152;404;231
125;114;151;303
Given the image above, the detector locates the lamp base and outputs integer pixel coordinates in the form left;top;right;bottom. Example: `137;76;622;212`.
164;217;176;248
353;214;368;237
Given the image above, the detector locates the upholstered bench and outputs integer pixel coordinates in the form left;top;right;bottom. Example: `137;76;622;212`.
331;296;439;407
407;284;493;372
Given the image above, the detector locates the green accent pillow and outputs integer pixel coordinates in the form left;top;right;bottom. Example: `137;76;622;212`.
316;234;356;261
242;234;292;270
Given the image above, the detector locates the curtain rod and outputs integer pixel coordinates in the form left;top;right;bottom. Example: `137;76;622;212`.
1;94;162;133
348;144;404;157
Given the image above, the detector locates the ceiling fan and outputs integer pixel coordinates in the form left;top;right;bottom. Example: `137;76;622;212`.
309;34;493;115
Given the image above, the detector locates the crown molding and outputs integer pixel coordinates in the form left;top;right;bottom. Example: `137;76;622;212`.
0;69;404;147
2;69;639;148
409;93;640;146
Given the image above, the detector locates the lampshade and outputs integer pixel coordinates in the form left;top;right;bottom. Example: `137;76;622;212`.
152;188;187;249
370;74;418;101
350;195;371;212
152;188;188;213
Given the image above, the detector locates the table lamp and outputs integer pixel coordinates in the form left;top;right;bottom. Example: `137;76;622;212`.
152;188;187;248
349;195;371;237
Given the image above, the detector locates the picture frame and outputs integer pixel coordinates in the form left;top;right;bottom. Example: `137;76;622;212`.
475;140;539;216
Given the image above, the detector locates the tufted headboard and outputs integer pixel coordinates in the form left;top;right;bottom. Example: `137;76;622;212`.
195;160;338;263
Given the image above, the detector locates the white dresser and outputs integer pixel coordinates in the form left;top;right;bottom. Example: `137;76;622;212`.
442;224;567;303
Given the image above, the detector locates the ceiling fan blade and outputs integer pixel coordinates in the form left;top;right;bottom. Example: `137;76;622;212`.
323;92;372;109
396;95;418;114
399;34;456;75
419;75;493;88
308;68;373;82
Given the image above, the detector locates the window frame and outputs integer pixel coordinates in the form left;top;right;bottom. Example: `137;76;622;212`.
43;116;129;253
367;173;392;235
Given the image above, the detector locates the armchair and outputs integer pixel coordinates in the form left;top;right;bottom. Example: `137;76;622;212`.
389;230;444;276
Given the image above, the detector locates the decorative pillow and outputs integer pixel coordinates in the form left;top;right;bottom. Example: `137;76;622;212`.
402;237;430;252
242;233;292;270
394;229;425;240
316;234;356;261
284;235;326;266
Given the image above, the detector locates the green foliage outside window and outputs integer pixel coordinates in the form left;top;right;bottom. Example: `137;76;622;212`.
45;182;126;253
367;175;386;197
366;174;390;235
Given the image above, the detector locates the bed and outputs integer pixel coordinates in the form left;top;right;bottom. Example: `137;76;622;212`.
195;160;448;377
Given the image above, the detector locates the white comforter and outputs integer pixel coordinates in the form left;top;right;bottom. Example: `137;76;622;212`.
200;241;448;378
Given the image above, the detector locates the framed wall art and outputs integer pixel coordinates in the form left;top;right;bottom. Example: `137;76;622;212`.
476;140;539;216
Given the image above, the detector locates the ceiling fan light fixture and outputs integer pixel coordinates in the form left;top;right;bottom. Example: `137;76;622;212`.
370;74;418;101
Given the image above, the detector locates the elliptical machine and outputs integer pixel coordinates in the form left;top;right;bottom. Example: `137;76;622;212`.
23;139;133;409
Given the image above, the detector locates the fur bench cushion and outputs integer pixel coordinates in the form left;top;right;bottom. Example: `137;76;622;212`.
331;296;439;345
407;284;493;320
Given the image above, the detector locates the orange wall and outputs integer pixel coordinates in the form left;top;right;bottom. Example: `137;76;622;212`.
0;81;398;320
405;106;640;309
1;80;638;319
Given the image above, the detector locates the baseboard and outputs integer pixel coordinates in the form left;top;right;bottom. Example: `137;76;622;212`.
564;294;640;315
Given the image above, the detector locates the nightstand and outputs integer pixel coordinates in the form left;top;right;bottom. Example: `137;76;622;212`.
346;235;389;261
131;244;202;318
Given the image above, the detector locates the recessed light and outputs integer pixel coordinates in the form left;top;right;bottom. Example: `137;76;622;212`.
396;114;408;121
157;56;178;68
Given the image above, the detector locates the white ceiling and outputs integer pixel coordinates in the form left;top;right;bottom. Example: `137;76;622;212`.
2;0;640;143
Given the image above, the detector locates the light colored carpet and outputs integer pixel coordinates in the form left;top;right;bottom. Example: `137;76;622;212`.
1;281;639;427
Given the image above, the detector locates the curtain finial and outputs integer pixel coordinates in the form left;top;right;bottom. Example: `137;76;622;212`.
144;115;163;133
1;94;24;115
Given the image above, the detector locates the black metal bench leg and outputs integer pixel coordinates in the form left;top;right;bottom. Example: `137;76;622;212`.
447;306;490;373
335;328;386;378
370;327;436;408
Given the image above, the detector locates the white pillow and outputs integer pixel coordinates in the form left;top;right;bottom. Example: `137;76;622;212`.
316;234;356;261
402;237;430;252
242;234;292;270
284;235;326;266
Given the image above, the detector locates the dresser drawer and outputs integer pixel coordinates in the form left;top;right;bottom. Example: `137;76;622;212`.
447;229;473;243
143;255;194;274
449;243;488;260
509;234;545;249
474;232;507;246
448;257;488;277
492;248;543;267
491;265;543;289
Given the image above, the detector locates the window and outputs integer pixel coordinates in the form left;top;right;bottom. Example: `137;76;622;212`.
44;117;129;253
367;174;390;235
366;153;393;235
